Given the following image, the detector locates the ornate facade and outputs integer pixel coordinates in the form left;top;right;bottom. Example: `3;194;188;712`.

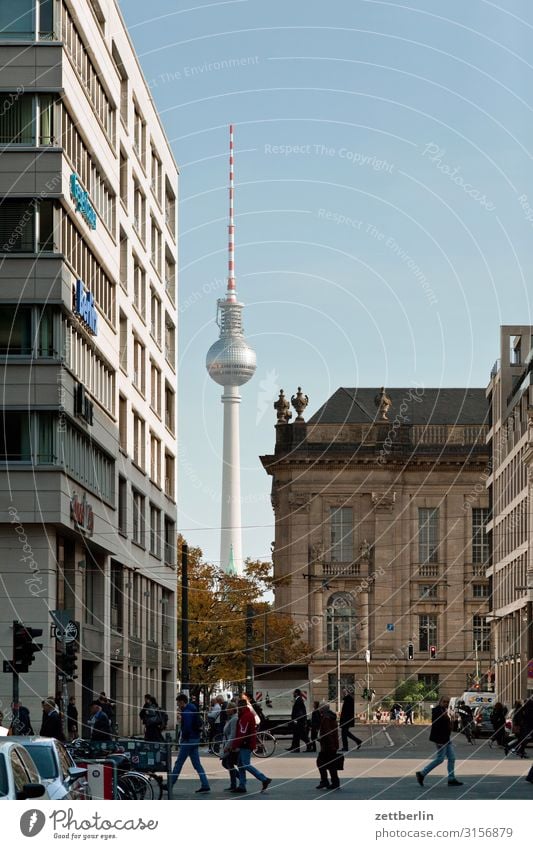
262;386;492;706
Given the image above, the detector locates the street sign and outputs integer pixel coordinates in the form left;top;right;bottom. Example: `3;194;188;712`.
386;623;394;632
56;620;79;644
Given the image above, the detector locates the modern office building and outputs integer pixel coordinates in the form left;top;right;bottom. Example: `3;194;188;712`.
261;386;491;705
486;327;533;705
0;0;178;734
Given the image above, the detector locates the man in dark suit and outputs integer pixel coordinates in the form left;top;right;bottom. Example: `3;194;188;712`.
40;698;65;741
286;689;311;752
339;687;362;751
10;701;34;735
416;696;462;787
89;701;112;741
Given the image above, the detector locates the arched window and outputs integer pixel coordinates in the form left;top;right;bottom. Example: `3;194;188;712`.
326;592;356;651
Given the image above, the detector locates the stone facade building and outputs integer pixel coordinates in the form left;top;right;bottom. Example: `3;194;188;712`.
261;386;491;707
486;327;533;705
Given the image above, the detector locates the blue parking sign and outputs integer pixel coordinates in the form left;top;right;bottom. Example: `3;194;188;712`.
386;623;394;631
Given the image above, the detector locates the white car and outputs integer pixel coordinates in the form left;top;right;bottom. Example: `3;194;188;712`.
11;737;88;800
0;739;49;800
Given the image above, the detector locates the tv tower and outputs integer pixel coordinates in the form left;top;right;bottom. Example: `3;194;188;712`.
206;125;256;575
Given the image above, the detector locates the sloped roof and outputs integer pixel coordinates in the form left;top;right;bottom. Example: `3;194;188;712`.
309;387;488;425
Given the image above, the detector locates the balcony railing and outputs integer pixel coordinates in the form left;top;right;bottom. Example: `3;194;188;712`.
418;563;439;578
322;562;361;577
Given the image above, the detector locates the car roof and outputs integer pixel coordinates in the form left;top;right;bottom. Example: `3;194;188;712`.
8;736;61;745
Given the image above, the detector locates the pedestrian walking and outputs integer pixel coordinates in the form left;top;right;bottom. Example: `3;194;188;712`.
170;693;210;794
506;699;528;757
489;702;507;749
220;701;239;792
416;696;463;787
339;687;363;751
391;702;402;724
67;696;78;739
316;703;341;791
286;689;311;752
88;701;112;741
40;698;65;741
231;699;271;794
309;701;321;752
514;697;533;757
9;701;34;735
404;703;414;725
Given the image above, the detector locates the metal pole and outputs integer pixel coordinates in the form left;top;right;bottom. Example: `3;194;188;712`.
336;647;341;714
181;543;189;696
246;604;254;697
12;670;19;705
263;610;267;664
366;661;370;725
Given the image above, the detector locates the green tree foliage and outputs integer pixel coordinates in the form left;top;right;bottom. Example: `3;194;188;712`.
177;537;310;692
395;678;439;704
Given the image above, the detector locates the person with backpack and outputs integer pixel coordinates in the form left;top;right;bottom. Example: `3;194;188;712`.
140;695;165;742
170;693;210;794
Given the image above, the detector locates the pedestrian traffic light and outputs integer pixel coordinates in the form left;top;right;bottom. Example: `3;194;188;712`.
58;643;78;680
13;622;43;673
430;645;437;659
408;643;414;660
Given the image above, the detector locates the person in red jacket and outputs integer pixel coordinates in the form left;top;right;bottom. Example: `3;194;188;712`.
231;699;272;794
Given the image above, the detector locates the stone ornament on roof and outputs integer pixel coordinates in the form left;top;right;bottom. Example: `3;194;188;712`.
291;387;309;422
375;386;392;421
274;389;292;423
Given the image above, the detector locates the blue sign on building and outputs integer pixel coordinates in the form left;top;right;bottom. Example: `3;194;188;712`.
75;279;98;335
70;173;97;230
386;623;395;632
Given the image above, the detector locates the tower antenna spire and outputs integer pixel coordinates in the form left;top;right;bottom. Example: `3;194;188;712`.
227;123;236;302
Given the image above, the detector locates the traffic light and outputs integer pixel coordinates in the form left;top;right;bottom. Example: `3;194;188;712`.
362;687;369;700
13;622;43;673
408;643;414;660
58;643;78;680
430;645;437;659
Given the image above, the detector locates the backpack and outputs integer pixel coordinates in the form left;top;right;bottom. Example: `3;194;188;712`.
145;707;162;727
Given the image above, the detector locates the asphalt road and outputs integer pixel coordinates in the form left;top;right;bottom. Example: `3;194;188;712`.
168;725;533;800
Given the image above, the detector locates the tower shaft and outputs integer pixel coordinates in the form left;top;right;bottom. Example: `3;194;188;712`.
220;385;242;573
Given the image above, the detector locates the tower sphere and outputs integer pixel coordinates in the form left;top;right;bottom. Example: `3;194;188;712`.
206;335;257;386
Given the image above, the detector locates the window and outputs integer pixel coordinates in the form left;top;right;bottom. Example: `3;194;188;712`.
0;306;32;354
150;362;161;415
133;336;145;394
419;584;438;599
418;613;437;652
150;432;161;486
133;258;146;319
151;146;162;205
164;317;175;368
119;150;128;207
112;44;128;127
119;228;128;290
61;213;115;325
165;180;176;238
149;504;161;557
131;574;140;637
164;517;175;566
0;93;55;145
326;592;356;651
330;507;353;562
84;565;95;625
0;199;55;252
165;250;176;302
151;217;161;274
133;103;146;166
132;411;145;469
328;673;355;702
119;312;127;373
133;180;145;242
132;489;145;546
118;395;127;452
59;423;114;501
161;589;172;646
118;475;127;534
165;382;175;433
165;452;175;498
472;583;489;598
472;507;489;564
66;325;115;416
0;0;53;40
110;562;123;632
473;614;490;652
0;411;31;461
418;507;439;563
150;289;161;345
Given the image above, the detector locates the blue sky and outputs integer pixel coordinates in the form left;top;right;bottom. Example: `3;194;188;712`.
120;0;533;565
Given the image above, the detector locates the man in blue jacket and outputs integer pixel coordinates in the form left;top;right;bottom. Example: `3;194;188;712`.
170;694;210;794
416;696;463;787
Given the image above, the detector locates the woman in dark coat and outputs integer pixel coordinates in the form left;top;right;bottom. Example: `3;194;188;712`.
489;702;507;748
316;703;340;790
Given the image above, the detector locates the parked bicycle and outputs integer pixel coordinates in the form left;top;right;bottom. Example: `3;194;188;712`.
66;739;164;800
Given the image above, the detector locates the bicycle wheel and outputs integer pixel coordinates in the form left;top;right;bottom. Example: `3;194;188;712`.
254;731;276;758
146;773;164;800
119;772;155;800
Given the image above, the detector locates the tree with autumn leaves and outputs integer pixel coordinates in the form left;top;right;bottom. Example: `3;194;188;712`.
177;536;310;695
